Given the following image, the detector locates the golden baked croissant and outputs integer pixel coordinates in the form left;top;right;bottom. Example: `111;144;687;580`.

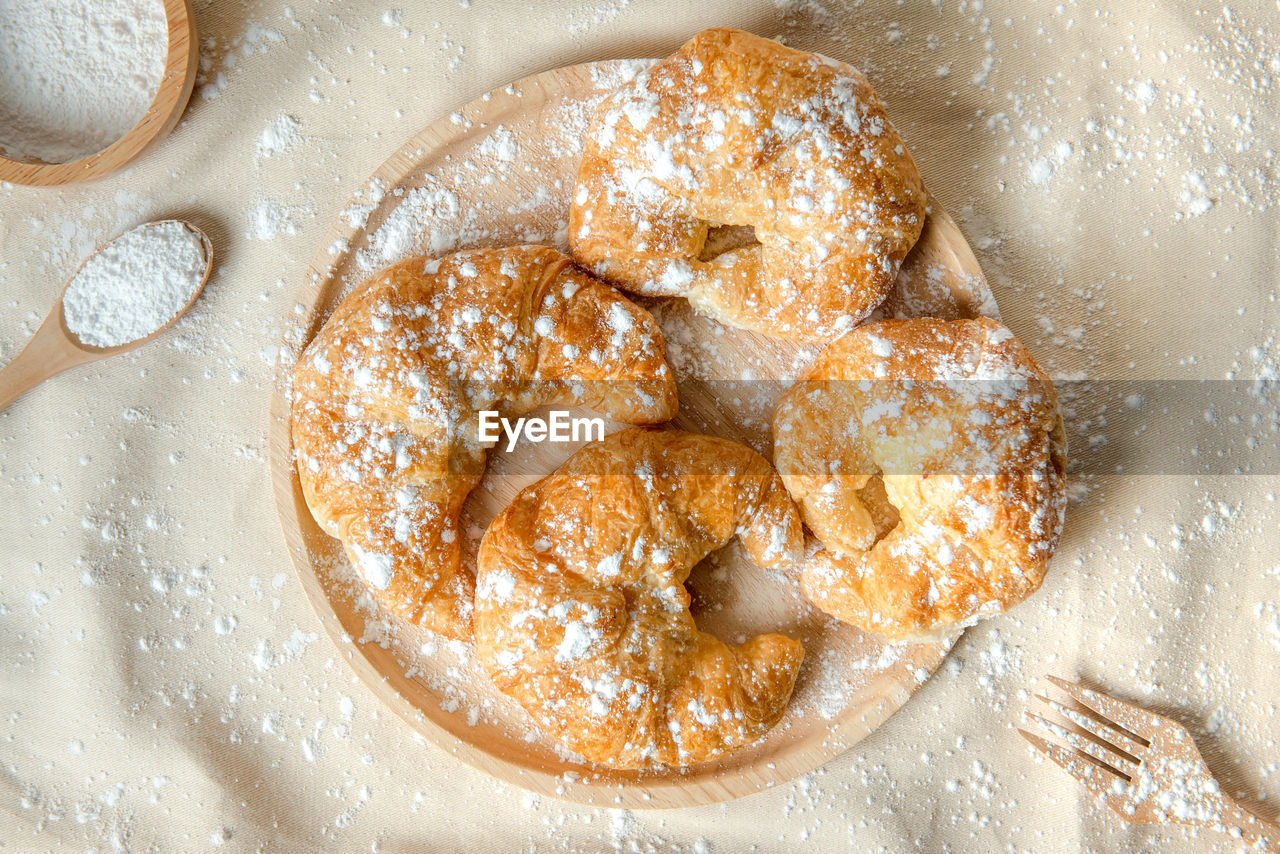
291;247;678;640
474;427;805;768
773;318;1066;642
569;27;926;342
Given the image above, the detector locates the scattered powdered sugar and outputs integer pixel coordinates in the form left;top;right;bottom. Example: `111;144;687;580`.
1123;78;1159;111
566;0;634;37
1027;157;1054;186
250;628;317;672
1180;172;1215;218
195;18;284;103
812;642;910;720
247;198;306;240
352;543;393;590
1261;602;1280;653
344;60;655;277
258;113;303;157
1128;754;1227;825
476;124;518;162
553;612;602;663
0;0;168;163
340;178;388;230
358;184;462;268
62;220;207;349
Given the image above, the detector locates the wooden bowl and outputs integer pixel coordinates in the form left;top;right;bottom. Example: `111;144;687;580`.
0;0;198;186
268;60;997;808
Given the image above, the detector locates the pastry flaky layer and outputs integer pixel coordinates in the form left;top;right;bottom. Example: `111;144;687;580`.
569;27;927;342
291;246;678;641
773;318;1067;642
474;427;806;769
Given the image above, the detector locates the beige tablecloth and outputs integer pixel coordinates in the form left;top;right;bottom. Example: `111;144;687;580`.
2;1;1277;850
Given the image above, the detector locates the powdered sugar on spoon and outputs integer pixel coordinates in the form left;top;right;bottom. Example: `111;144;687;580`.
0;219;213;412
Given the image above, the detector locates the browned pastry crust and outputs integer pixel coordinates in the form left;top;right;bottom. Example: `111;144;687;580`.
569;27;927;342
773;318;1066;642
291;247;678;640
474;427;805;768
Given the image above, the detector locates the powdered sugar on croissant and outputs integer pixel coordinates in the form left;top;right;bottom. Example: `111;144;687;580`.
291;247;678;640
773;318;1066;642
474;427;805;768
570;28;926;342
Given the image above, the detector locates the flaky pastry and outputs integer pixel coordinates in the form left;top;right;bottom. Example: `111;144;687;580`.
569;28;927;342
291;247;678;640
773;318;1066;642
474;427;805;768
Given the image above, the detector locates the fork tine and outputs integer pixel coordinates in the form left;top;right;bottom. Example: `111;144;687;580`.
1047;675;1162;741
1035;693;1147;759
1017;727;1128;807
1024;710;1138;776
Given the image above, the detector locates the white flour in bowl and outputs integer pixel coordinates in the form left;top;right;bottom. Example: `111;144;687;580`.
0;0;168;163
62;221;207;348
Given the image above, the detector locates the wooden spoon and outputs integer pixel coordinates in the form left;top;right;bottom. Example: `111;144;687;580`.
0;220;213;413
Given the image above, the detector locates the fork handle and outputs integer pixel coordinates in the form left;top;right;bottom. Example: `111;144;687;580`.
1219;798;1280;852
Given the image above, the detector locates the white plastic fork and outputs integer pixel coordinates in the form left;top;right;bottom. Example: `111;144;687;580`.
1019;675;1280;851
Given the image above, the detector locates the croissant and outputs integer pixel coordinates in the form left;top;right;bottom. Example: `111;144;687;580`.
291;247;678;640
569;27;926;342
773;318;1066;641
474;427;805;768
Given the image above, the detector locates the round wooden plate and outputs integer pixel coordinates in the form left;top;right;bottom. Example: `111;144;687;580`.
268;60;999;808
0;0;198;186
